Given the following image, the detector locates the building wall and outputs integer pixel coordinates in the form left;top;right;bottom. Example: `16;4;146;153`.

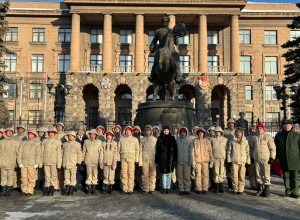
3;1;300;129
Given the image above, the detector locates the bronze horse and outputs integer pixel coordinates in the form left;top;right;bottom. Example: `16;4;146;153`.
152;23;187;101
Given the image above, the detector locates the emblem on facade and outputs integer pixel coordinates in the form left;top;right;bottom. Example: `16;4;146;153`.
100;76;111;89
198;76;209;90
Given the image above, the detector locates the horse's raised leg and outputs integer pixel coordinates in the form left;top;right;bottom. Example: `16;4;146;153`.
153;82;161;101
167;80;176;101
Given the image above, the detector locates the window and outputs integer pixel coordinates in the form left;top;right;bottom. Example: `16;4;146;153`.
290;30;300;41
265;56;277;74
90;29;103;44
32;28;45;42
240;56;251;74
5;54;17;72
266;85;277;101
178;31;189;45
58;54;70;73
30;84;43;99
90;54;103;71
87;107;98;127
118;92;132;100
208;56;219;72
245;85;252;100
6;27;18;42
239;30;251;44
266;112;280;123
118;107;132;123
58;28;71;43
8;110;15;121
3;84;17;98
120;55;132;72
28;110;42;125
148;56;154;72
180;55;190;73
264;30;277;45
245;112;253;123
208;31;218;44
148;30;155;44
120;30;132;44
31;54;44;72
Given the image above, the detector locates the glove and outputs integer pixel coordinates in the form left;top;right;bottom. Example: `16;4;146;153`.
268;158;275;164
251;158;254;164
112;162;117;170
245;163;250;168
34;164;38;169
192;162;196;168
227;162;232;166
76;163;80;167
19;164;24;168
209;162;214;169
100;162;104;170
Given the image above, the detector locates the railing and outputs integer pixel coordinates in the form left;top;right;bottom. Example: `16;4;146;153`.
80;64;103;73
208;66;231;73
145;66;197;73
112;66;134;73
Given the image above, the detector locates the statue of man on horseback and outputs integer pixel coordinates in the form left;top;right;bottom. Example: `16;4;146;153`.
148;16;187;101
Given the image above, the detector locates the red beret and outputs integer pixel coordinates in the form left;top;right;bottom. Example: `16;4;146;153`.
256;124;265;130
105;131;114;138
180;127;188;134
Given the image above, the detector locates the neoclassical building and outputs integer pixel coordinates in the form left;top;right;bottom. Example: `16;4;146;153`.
3;0;300;129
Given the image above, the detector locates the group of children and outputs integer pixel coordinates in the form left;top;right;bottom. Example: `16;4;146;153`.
0;118;277;198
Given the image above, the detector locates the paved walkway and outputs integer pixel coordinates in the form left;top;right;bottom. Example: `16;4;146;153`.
1;175;300;220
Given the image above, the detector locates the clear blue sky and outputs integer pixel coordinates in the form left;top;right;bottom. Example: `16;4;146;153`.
9;0;300;2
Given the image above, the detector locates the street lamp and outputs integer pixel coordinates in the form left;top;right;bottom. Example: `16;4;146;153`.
216;114;220;126
46;79;73;95
273;83;299;121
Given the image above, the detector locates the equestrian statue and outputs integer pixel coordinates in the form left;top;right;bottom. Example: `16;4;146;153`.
148;16;187;101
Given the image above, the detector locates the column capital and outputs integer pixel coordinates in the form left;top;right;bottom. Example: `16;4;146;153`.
134;13;145;16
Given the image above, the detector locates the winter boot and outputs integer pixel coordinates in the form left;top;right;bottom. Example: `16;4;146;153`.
227;178;233;190
219;183;224;193
43;187;49;196
6;186;12;197
264;185;270;197
1;186;7;197
65;185;70;196
255;183;263;196
91;185;96;195
102;184;107;194
49;186;55;196
69;186;74;195
107;185;112;194
215;183;220;193
86;185;91;194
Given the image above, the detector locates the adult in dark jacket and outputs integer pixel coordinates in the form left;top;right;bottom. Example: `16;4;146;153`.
155;125;177;194
94;111;107;132
75;125;89;191
274;119;300;198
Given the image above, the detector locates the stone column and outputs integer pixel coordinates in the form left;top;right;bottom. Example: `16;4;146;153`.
103;14;112;73
70;13;80;72
231;15;240;73
168;14;176;29
135;14;144;73
199;15;207;73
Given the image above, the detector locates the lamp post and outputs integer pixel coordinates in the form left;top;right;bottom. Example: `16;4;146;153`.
46;79;73;123
273;83;299;121
216;114;220;126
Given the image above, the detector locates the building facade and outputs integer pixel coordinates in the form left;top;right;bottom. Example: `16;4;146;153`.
3;0;300;129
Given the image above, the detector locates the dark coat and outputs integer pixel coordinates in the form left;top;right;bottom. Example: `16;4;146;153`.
155;133;177;174
275;130;300;171
94;117;107;132
76;135;89;149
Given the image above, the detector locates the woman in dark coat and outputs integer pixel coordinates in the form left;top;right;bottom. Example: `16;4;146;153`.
155;125;178;194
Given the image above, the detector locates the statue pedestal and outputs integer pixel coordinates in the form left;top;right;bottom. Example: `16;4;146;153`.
134;100;197;131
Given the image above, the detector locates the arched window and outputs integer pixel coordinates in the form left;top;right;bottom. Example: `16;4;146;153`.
178;93;188;100
118;92;132;100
